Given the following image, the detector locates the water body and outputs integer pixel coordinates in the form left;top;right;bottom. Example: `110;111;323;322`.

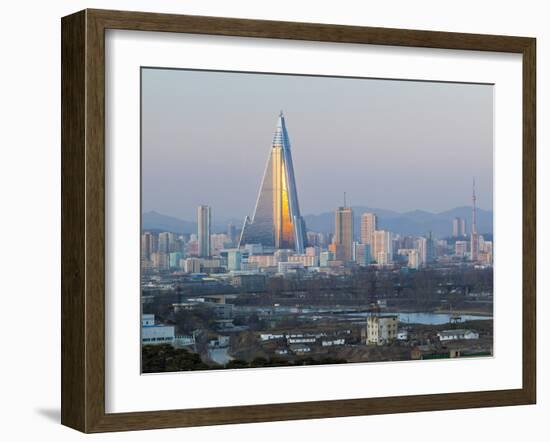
396;312;492;325
347;312;492;325
208;347;233;365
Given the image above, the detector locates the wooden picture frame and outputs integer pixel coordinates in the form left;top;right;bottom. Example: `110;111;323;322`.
61;8;536;433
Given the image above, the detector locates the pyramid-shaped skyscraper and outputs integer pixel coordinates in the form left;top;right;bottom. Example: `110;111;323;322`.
239;112;307;253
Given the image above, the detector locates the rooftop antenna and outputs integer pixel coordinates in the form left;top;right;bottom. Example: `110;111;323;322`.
344;192;347;208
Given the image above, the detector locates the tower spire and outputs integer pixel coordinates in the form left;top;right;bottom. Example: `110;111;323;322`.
239;112;307;253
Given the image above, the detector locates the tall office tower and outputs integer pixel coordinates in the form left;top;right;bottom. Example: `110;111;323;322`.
197;205;211;258
334;205;354;262
373;230;393;264
452;217;466;237
158;232;171;254
470;178;479;261
167;232;177;252
226;223;237;245
360;213;377;245
141;232;153;260
427;231;435;261
416;236;427;267
239;112;307;253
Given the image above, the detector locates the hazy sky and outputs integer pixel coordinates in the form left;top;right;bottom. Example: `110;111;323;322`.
142;68;493;221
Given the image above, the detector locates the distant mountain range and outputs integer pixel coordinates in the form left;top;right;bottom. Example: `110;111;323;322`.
142;206;493;238
304;206;492;238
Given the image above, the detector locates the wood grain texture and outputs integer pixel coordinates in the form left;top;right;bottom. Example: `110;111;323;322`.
61;10;86;431
60;9;537;433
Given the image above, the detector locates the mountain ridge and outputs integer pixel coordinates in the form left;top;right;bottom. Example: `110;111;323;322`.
142;206;493;238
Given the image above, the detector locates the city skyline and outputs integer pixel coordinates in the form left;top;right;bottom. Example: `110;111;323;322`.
142;68;493;221
140;68;494;373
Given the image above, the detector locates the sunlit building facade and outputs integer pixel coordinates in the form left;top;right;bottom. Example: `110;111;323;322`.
239;112;307;253
334;206;354;262
360;213;377;245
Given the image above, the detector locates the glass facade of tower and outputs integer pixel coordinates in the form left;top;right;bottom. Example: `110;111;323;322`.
239;113;307;253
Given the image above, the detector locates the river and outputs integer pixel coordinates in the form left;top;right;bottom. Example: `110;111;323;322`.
347;311;492;324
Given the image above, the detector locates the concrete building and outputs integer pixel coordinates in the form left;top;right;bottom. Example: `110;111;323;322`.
373;230;393;264
470;178;479;261
416;236;428;267
197;205;211;258
452;217;466;237
455;240;468;258
227;249;242;271
319;251;334;267
184;257;201;273
354;242;371;266
360;212;377;245
142;314;175;345
288;254;318;267
141;232;154;260
437;329;479;341
247;254;277;268
366;315;399;345
407;249;420;269
278;261;304;273
151;252;169;271
232;274;267;292
169;252;182;269
334;205;354;262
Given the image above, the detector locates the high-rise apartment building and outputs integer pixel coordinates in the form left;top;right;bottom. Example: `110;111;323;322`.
452;217;466;237
373;230;392;264
158;232;170;254
416;236;428;267
197;205;211;258
471;179;479;262
455;240;468;258
360;213;377;245
141;232;153;260
334;206;354;262
225;224;236;246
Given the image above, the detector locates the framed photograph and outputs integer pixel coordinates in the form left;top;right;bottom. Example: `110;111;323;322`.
61;9;536;433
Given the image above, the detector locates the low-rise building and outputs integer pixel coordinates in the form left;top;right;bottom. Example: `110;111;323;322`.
289;344;311;355
437;329;479;341
278;261;304;273
141;314;175;345
321;338;345;347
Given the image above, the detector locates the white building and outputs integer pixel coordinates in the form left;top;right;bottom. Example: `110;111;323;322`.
184;257;201;273
278;261;304;273
366;315;399;345
416;236;428;267
373;230;393;264
142;314;175;345
321;338;345;347
455;240;468;258
437;329;479;341
288;254;318;267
